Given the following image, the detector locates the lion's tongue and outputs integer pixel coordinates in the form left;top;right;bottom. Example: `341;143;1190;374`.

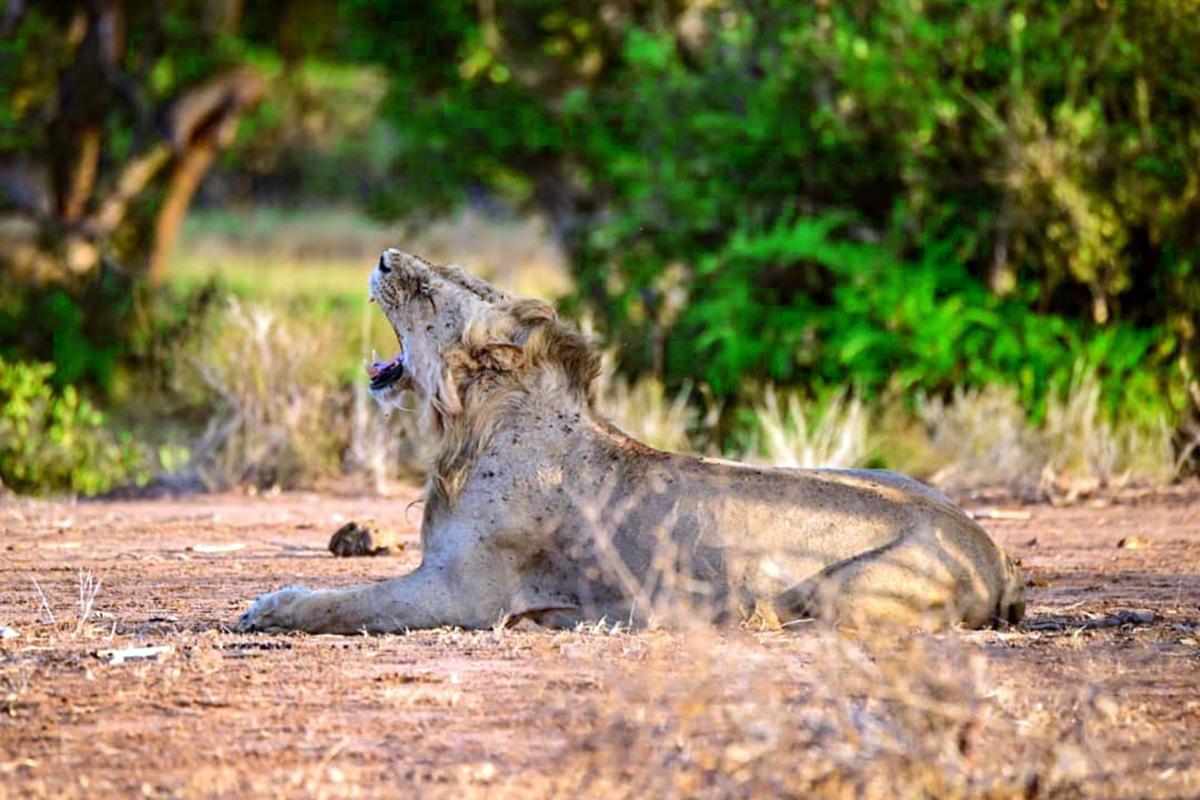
366;353;402;379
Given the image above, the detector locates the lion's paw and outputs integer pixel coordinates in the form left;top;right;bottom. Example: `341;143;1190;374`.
235;586;314;632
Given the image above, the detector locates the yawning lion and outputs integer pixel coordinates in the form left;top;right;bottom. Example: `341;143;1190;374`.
236;250;1025;633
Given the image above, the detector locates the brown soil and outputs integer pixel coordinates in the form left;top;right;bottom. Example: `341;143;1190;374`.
2;485;1198;798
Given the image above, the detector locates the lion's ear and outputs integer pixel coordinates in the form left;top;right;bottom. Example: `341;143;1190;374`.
510;299;557;325
478;342;524;372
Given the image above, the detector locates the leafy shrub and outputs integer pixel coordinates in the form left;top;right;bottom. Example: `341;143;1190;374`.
0;271;222;399
673;217;1176;423
353;0;1198;452
0;275;136;392
0;359;144;495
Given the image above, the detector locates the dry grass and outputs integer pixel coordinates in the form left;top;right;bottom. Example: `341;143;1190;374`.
747;386;871;469
4;492;1198;798
595;368;1177;498
539;628;1110;800
889;385;1044;491
178;298;426;490
1039;367;1176;497
894;369;1178;499
182;299;355;488
25;569;107;640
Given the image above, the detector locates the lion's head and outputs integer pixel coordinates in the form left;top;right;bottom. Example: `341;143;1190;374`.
369;250;602;504
367;249;508;413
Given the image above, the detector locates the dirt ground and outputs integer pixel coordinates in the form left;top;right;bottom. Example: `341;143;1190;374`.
2;484;1198;798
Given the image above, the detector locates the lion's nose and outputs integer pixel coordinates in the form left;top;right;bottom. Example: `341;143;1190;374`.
377;253;391;274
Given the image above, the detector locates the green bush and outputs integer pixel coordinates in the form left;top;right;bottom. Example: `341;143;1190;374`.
0;359;145;495
673;216;1175;423
0;270;222;400
350;0;1197;437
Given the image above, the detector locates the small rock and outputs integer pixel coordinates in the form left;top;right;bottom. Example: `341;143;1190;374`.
1116;535;1150;550
186;542;245;554
0;626;18;640
329;521;402;557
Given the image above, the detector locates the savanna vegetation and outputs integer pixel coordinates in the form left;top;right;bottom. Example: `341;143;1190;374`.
2;0;1198;496
5;9;1200;800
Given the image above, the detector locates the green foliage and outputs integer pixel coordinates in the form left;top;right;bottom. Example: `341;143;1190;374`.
0;271;222;397
0;275;131;391
0;359;145;495
351;0;1197;431
675;216;1173;423
5;1;1198;490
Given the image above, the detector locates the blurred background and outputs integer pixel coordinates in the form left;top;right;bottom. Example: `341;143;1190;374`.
1;0;1197;499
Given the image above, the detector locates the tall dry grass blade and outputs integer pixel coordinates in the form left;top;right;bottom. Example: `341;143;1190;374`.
30;577;55;625
750;386;870;468
74;569;102;637
186;299;350;488
1040;364;1176;499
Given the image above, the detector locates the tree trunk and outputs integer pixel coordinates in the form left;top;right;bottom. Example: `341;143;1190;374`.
60;126;101;223
145;140;218;285
2;3;263;286
144;67;266;284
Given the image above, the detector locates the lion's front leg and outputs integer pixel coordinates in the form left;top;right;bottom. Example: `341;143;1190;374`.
235;562;495;634
235;585;315;633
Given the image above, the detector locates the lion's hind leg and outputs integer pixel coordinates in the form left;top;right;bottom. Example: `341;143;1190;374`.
774;529;998;631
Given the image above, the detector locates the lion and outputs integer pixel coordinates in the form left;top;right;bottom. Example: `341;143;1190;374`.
236;249;1025;634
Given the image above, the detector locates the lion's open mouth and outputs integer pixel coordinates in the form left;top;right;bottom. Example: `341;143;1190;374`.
366;353;405;390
